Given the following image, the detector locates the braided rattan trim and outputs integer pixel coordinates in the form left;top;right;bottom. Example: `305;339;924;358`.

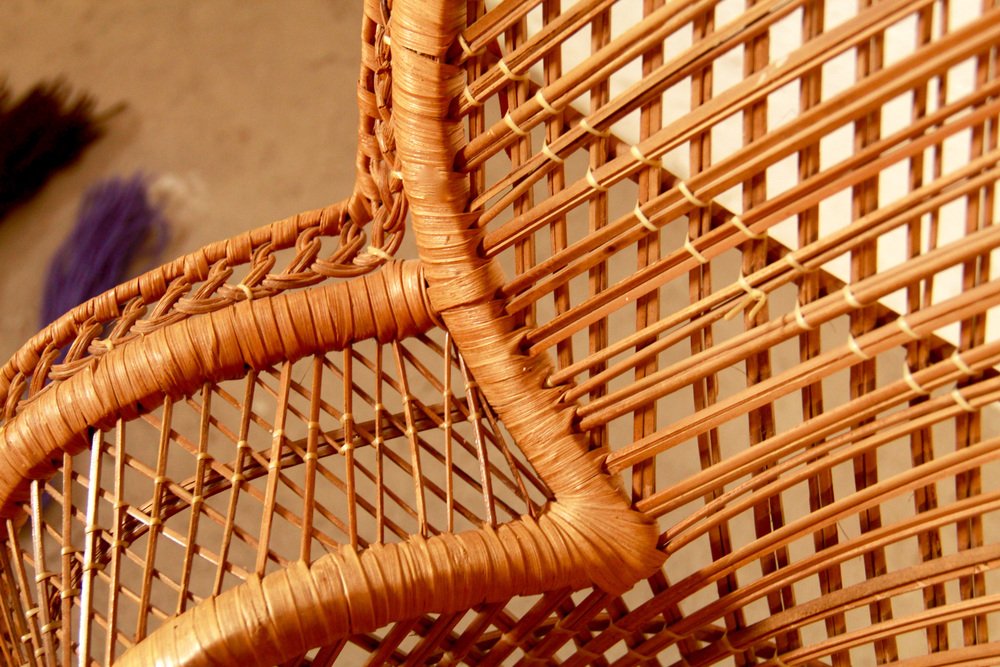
119;514;596;666
391;0;664;605
0;194;410;419
0;261;433;519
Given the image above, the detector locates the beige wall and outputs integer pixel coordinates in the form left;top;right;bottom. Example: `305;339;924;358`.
0;1;364;361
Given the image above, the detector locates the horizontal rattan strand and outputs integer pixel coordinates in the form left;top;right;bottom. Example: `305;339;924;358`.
458;0;759;170
551;151;997;388
510;46;1000;354
509;85;1000;334
503;135;996;373
643;490;1000;657
605;277;1000;472
630;453;1000;647
574;223;1000;423
721;546;1000;664
529;153;1000;361
888;642;1000;667
641;342;1000;520
465;0;803;225
480;0;946;255
664;376;1000;556
697;573;1000;665
450;0;544;62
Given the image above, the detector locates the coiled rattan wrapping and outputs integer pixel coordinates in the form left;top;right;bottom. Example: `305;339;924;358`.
3;0;1000;665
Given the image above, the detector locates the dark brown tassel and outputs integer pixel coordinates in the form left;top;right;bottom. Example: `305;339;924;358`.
0;79;114;220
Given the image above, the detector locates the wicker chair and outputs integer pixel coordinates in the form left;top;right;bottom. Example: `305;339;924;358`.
2;0;1000;664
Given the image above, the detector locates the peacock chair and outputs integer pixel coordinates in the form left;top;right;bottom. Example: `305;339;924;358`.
2;0;1000;664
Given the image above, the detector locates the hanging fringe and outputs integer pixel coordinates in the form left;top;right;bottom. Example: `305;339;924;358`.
0;79;113;220
41;174;168;325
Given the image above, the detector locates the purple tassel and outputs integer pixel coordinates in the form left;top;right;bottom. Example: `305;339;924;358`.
41;174;168;325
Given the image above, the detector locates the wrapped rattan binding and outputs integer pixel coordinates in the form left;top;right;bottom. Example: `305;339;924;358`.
3;1;1000;665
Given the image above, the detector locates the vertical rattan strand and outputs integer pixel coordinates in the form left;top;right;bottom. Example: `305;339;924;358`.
298;396;353;545
442;333;455;533
393;340;428;536
585;4;612;452
464;0;488;206
541;0;574;374
374;344;386;544
299;356;323;562
797;2;851;661
687;4;749;662
135;398;172;642
480;397;536;520
0;549;23;667
506;9;538;331
17;516;45;664
457;355;497;527
76;433;104;665
59;450;75;667
212;372;256;596
745;0;800;658
953;0;998;645
105;421;127;665
852;6;899;660
256;362;293;576
343;348;359;549
175;383;212;616
631;0;664;511
2;523;37;666
903;2;947;654
28;482;56;666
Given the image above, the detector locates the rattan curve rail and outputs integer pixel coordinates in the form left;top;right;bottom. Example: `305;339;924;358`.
3;0;1000;665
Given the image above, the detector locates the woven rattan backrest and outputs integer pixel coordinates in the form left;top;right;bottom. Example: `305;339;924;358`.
2;0;1000;665
395;0;1000;664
